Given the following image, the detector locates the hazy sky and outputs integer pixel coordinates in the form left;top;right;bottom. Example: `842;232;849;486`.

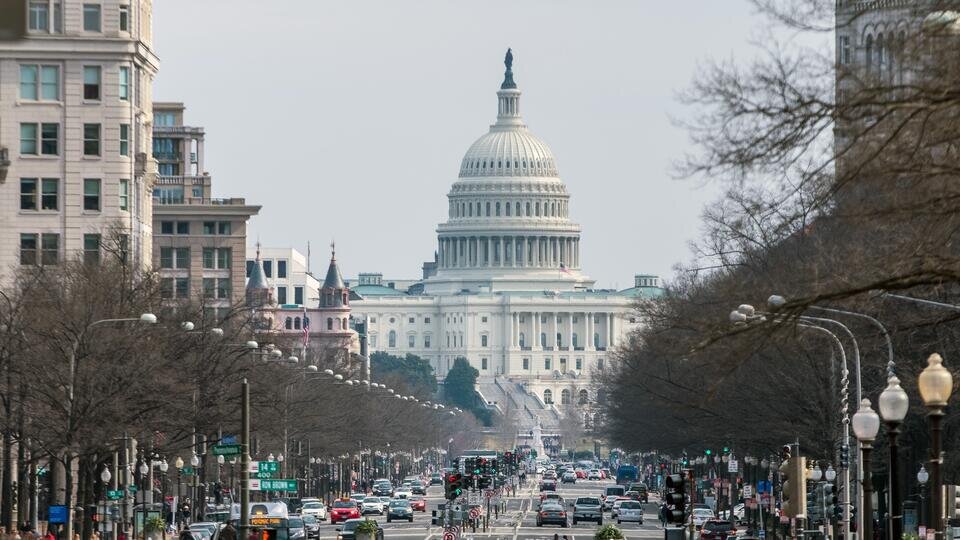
152;0;765;288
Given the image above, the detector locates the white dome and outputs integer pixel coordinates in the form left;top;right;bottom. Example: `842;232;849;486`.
459;127;559;178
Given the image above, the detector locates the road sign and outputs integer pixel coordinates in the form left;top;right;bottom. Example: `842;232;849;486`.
255;472;275;479
728;459;739;473
213;444;241;456
469;508;480;519
258;462;279;473
744;485;754;498
106;490;124;500
258;479;296;491
48;505;68;524
127;485;137;494
181;466;194;476
221;435;237;445
249;461;259;473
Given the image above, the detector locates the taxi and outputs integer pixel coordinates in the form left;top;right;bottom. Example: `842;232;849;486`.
329;499;360;524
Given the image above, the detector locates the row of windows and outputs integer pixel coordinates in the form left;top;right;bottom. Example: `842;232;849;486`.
159;277;232;300
284;316;347;331
20;232;127;266
461;157;555;173
158;247;232;270
20;122;130;157
451;199;567;219
29;2;130;34
20;64;134;104
159;221;232;235
21;178;122;213
276;286;304;305
542;388;591;406
245;259;288;279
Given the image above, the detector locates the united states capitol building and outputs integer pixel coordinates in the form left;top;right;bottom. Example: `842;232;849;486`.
349;51;662;429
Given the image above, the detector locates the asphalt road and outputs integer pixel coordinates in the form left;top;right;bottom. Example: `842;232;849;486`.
314;477;665;539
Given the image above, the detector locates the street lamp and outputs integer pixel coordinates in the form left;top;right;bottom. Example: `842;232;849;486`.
879;376;910;540
853;398;880;540
918;465;930;528
919;353;953;540
174;457;184;531
825;465;836;482
101;466;112;483
811;464;823;482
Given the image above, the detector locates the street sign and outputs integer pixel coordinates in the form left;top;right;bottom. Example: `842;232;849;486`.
127;485;137;494
728;459;739;473
182;466;194;476
254;472;275;479
258;479;296;491
743;485;753;498
258;462;279;473
213;444;242;457
106;490;124;500
469;508;480;519
221;435;238;445
48;505;68;524
249;461;260;473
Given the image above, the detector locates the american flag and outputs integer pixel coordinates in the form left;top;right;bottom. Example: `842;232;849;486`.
560;261;571;274
302;307;310;348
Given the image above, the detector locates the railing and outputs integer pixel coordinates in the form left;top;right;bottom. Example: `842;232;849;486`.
155;175;209;185
153;151;181;161
153;196;247;206
153;125;204;135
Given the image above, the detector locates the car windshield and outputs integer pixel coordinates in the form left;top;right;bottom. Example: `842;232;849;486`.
390;500;410;507
542;504;564;511
706;521;734;531
411;496;424;501
342;521;360;531
578;498;601;505
694;509;714;516
303;502;323;509
302;516;317;525
621;501;642;509
333;501;355;508
288;518;304;528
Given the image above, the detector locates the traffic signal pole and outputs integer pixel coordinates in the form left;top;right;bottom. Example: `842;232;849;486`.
240;379;250;540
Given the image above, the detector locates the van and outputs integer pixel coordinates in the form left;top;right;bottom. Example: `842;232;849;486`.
605;486;626;497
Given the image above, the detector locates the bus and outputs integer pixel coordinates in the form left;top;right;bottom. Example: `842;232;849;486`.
616;464;639;485
225;502;291;540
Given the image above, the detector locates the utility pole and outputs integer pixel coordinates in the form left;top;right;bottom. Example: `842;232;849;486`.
239;380;250;540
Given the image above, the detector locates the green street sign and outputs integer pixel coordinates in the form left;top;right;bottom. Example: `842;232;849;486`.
260;479;296;491
106;490;124;500
127;485;137;494
255;472;275;479
213;444;242;457
258;462;279;474
181;466;194;476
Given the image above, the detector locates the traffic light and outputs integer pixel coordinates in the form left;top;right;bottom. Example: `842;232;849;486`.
806;485;820;524
665;473;687;524
473;458;485;476
839;445;850;468
824;484;838;523
491;458;499;475
779;454;806;518
705;449;712;456
444;473;464;500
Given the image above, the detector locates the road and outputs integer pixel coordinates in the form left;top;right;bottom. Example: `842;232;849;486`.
314;477;665;539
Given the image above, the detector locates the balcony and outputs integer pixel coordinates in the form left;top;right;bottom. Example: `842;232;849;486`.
153;125;205;136
155;175;210;186
153;196;248;206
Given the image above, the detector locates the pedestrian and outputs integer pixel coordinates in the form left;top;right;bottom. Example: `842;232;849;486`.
660;502;669;527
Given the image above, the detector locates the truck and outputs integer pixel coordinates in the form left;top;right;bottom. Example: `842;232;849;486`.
616;464;639;485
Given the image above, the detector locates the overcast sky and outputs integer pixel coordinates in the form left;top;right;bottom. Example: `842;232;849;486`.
152;0;766;288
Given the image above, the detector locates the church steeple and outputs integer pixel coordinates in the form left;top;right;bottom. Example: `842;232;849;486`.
246;242;273;307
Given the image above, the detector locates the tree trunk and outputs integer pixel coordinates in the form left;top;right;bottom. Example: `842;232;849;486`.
63;451;74;540
78;457;90;540
2;422;13;530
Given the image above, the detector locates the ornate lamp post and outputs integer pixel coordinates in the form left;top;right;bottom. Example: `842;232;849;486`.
174;457;184;531
853;398;880;540
159;459;169;528
918;353;953;540
879;376;909;540
918;465;930;529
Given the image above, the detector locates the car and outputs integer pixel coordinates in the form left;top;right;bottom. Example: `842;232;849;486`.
348;493;366;505
361;496;384;515
393;487;412;499
372;481;393;497
543;470;558;481
700;519;737;540
615;500;644;524
575;469;587;479
600;469;610;479
536;502;568;527
601;494;622;511
287;515;307;540
561;472;577;484
718;503;745;523
300;501;328;521
539;493;564;507
588;469;602;480
410;481;427;495
627;483;649;503
430;473;443;485
335;518;384;540
377;497;392;513
540;479;557;492
409;495;427;512
301;514;320;539
535;465;545;474
329;499;361;524
691;508;715;529
386;499;414;522
188;523;219;538
572;496;603;525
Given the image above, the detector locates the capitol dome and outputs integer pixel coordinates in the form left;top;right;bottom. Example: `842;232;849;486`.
424;49;592;295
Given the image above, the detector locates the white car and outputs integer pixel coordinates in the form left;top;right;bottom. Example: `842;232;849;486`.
691;508;715;528
300;501;327;521
361;496;384;515
616;500;644;524
588;469;602;480
394;488;412;499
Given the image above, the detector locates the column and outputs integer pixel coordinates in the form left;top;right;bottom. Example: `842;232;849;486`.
546;237;553;268
533;312;541;350
608;313;614;347
475;237;480;267
586;312;594;350
566;314;574;350
499;237;505;267
549;313;557;349
512;237;518;267
507;311;514;349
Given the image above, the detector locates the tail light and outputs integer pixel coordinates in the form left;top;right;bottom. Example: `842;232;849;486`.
560;512;566;516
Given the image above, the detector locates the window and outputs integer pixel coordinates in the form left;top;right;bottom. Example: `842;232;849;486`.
597;358;604;370
408;317;415;324
277;286;287;305
20;124;37;155
277;259;287;278
424;335;431;348
175;278;189;298
159;247;189;269
481;335;488;347
370;334;378;347
83;4;101;31
519;333;525;348
572;334;578;348
285;318;293;330
20;234;37;265
575;358;582;370
161;222;174;234
262;260;272;277
202;248;231;269
119;4;129;31
83;124;100;155
39;123;58;155
425;317;431;323
160;279;173;299
119;67;129;100
522;358;529;370
545;358;552;370
20;66;37;99
217;248;231;269
83;66;101;100
119;124;129;156
202;278;215;298
594;333;601;348
540;333;547;347
408;335;416;348
370;317;377;323
83;234;100;265
218;221;231;235
839;35;851;65
20;65;58;100
294;287;303;305
388;330;397;348
543;389;553;405
293;317;301;330
216;278;230;299
481;358;488;370
578;389;588;405
561;389;571;405
203;222;215;234
41;234;59;265
29;2;49;30
20;178;54;210
83;179;101;211
119;179;129;211
481;316;488;323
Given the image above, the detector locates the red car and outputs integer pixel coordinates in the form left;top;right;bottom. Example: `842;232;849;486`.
410;496;427;512
329;499;360;524
575;470;587;479
700;519;736;540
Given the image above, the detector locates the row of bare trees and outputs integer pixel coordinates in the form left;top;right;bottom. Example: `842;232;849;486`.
599;0;960;487
0;238;471;538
